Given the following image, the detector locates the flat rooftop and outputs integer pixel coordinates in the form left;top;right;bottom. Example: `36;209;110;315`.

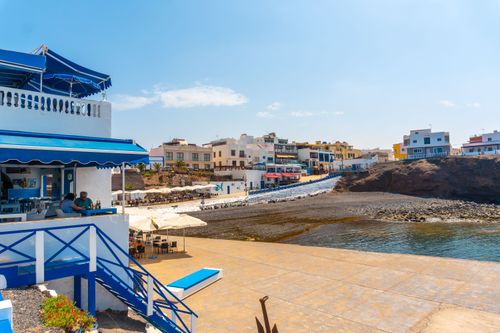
140;237;500;333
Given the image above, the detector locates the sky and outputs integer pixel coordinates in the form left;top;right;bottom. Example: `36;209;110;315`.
1;0;499;150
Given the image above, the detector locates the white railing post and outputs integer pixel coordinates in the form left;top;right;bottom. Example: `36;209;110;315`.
191;314;196;332
89;226;96;272
147;275;154;316
35;231;44;284
171;310;177;325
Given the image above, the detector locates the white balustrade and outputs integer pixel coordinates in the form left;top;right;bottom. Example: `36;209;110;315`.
0;86;105;119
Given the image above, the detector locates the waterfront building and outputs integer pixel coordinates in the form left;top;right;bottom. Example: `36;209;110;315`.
297;148;335;174
461;130;500;156
393;143;408;160
295;140;362;160
361;148;394;162
402;129;451;159
0;46;196;332
255;132;298;165
148;146;164;169
207;134;274;169
156;138;212;170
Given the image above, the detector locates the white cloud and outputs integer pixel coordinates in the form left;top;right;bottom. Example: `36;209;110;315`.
112;85;248;110
112;94;157;111
334;111;345;116
439;100;456;108
466;102;481;108
256;111;274;118
267;102;281;110
158;85;248;108
290;111;314;117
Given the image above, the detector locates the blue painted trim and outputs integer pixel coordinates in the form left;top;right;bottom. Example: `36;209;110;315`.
87;272;96;316
74;275;81;308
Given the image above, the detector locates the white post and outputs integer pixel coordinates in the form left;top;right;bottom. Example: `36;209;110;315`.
89;226;96;272
121;162;126;215
183;228;186;253
171;310;177;325
35;231;44;284
39;72;43;92
191;314;197;332
147;275;154;316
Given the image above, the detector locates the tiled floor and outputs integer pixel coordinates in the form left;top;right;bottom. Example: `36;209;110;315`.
140;237;500;333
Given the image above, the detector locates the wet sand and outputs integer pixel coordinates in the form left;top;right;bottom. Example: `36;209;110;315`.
179;192;499;242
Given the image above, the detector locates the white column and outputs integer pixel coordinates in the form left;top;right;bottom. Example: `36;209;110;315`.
89;226;96;272
191;314;197;332
171;310;177;325
35;231;44;284
121;163;126;215
147;275;154;316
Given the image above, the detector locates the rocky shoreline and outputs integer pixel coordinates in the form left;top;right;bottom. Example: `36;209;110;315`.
181;192;500;242
348;199;500;223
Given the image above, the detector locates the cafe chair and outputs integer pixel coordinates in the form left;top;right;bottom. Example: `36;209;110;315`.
169;241;178;253
55;209;81;218
160;240;169;254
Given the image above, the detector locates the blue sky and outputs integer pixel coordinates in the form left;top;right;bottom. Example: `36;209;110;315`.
1;1;499;149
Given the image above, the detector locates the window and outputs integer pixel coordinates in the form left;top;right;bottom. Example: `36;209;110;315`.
213;152;216;158
488;137;492;142
469;148;474;152
205;164;211;170
239;150;245;158
176;152;184;161
413;148;423;153
433;147;443;153
412;140;417;144
424;137;430;144
214;162;217;168
192;153;199;161
232;161;237;167
193;164;199;170
204;153;210;161
239;161;245;167
165;152;173;161
219;151;222;157
231;150;236;156
219;161;222;167
437;138;442;142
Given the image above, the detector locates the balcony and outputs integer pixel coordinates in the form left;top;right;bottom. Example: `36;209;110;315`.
0;86;111;137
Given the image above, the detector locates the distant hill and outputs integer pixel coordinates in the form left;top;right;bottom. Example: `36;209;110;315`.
335;156;500;204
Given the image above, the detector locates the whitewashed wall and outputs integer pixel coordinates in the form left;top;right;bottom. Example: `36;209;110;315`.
75;168;112;207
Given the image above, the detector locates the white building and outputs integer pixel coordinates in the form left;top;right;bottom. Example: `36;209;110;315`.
403;129;451;159
462;131;500;156
297;148;335;173
0;46;196;332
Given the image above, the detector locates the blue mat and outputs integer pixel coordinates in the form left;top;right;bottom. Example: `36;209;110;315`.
168;268;219;290
0;319;13;333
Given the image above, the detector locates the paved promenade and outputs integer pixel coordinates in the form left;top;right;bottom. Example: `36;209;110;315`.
140;237;500;333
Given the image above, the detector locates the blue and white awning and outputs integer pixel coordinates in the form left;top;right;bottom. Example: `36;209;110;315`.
0;130;149;167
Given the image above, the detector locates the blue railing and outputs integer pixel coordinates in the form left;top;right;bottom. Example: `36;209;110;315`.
0;223;197;333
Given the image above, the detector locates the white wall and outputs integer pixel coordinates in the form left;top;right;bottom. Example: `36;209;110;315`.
0;87;111;137
76;167;112;207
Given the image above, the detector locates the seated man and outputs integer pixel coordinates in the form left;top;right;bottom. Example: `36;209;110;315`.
75;191;93;210
60;193;84;213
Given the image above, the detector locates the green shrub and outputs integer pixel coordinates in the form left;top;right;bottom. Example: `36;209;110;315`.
41;295;95;332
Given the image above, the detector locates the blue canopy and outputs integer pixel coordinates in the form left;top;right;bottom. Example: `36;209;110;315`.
42;73;102;97
0;49;45;88
0;45;111;98
0;130;149;167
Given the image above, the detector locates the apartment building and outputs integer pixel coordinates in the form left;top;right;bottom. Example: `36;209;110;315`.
255;132;298;165
392;143;408;160
295;141;362;160
297;148;335;173
403;129;451;159
208;134;274;169
462;130;500;156
157;138;212;170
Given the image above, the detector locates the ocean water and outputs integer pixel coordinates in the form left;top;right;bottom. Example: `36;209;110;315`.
285;220;500;262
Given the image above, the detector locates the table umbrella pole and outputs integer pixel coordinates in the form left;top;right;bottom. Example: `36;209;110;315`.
183;228;186;253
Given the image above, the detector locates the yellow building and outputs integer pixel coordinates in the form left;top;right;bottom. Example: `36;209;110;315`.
295;141;362;160
393;143;408;160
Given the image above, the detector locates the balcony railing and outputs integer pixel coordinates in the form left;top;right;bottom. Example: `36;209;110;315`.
0;86;105;119
407;152;449;159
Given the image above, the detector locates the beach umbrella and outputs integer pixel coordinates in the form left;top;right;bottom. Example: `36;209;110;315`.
153;214;207;252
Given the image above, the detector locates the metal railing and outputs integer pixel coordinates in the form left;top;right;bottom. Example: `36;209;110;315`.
0;223;197;333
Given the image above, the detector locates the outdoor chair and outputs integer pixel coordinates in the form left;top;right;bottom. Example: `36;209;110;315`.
137;245;145;258
55;209;81;218
160;240;169;254
169;241;178;253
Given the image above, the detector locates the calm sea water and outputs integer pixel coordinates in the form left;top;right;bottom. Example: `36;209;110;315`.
285;220;500;262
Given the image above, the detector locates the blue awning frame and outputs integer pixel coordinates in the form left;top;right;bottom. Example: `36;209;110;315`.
0;45;111;98
0;130;149;168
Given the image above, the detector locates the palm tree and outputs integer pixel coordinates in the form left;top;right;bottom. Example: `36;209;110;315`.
136;163;146;173
153;162;162;174
175;160;186;169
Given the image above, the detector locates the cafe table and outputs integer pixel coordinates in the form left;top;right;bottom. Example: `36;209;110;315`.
80;208;117;217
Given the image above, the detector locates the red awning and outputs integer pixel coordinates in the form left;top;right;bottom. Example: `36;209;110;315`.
264;173;282;178
281;173;298;177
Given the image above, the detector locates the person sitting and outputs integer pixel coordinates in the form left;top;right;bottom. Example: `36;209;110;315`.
75;191;93;210
60;193;84;213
